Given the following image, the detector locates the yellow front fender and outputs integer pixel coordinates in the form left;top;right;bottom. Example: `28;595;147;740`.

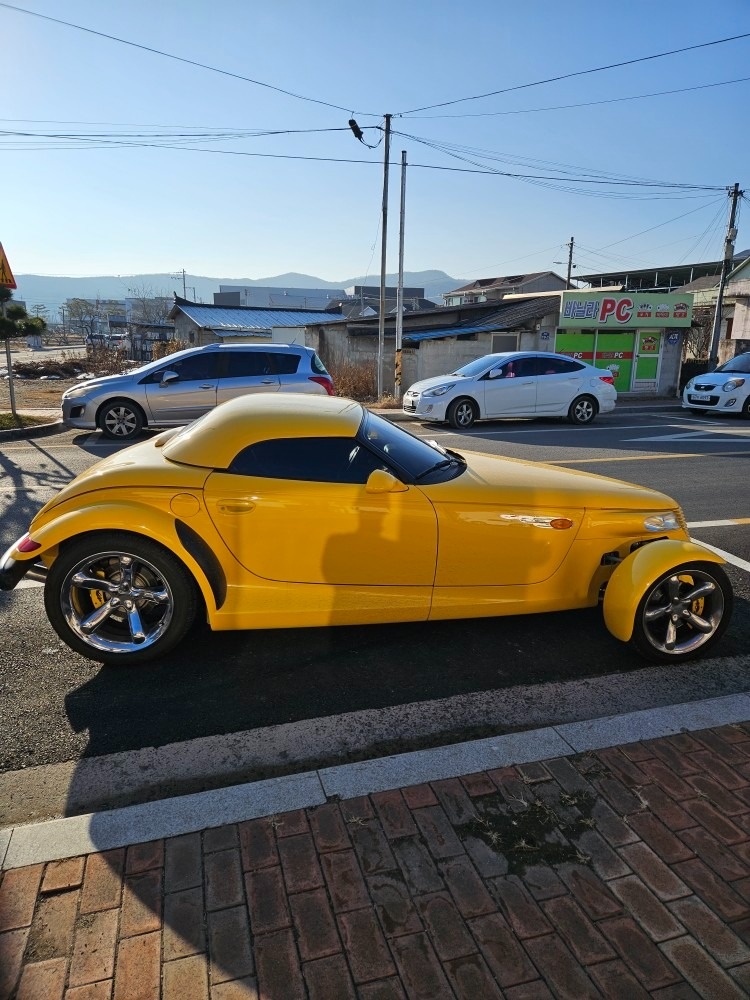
603;539;726;642
23;502;218;613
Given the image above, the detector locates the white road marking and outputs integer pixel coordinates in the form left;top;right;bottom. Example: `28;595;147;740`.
687;519;750;528
689;539;750;574
15;579;43;590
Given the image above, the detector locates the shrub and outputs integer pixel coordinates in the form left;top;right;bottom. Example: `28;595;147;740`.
328;360;377;401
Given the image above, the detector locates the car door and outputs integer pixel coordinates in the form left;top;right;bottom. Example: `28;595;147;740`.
482;356;537;417
216;350;280;405
203;436;437;588
533;357;587;414
143;352;220;424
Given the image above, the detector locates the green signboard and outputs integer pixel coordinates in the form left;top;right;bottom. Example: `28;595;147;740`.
560;291;693;328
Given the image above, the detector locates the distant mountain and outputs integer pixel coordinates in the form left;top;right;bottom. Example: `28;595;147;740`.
14;270;467;319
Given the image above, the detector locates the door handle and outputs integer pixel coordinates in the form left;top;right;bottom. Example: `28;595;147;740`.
218;501;255;513
199;384;214;390
261;379;276;384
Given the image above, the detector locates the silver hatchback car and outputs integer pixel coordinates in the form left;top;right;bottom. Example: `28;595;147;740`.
62;343;334;440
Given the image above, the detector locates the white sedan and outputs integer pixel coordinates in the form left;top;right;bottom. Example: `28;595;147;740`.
682;352;750;417
403;352;617;429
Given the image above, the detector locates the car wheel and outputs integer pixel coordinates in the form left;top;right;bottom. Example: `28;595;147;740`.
448;397;478;430
568;395;598;425
98;400;145;440
629;562;733;663
45;532;198;664
742;398;750;420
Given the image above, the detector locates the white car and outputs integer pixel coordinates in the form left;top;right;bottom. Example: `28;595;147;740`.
682;352;750;417
403;352;617;429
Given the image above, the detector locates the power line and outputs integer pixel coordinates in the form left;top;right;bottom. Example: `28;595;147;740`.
390;128;724;193
398;31;750;114
406;75;750;119
0;1;375;115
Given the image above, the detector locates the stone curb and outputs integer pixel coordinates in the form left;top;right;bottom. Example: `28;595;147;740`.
0;417;65;442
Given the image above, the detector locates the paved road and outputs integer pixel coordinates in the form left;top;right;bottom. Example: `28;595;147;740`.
1;405;748;800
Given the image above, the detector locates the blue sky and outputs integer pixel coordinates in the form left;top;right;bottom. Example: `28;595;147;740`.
1;0;749;283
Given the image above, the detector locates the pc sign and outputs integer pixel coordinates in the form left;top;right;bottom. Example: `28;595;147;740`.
560;290;693;328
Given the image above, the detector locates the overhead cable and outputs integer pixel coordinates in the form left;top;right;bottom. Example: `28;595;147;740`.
397;31;750;114
0;1;376;115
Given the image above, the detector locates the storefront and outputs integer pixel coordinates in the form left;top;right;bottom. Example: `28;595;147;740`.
556;291;693;395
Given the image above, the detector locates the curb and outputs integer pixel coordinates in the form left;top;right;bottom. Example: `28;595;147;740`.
2;691;749;870
0;418;65;442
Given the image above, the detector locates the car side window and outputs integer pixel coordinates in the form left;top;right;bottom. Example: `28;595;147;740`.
221;351;273;378
268;352;301;375
228;437;388;484
143;354;220;384
534;357;585;376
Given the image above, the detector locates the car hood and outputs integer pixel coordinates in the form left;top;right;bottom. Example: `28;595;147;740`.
32;431;208;520
422;450;678;511
407;374;473;393
64;371;137;395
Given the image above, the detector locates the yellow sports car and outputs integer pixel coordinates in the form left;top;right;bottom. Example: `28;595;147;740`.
0;394;733;665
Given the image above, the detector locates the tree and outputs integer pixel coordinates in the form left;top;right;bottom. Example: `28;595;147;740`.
683;307;713;360
1;287;47;418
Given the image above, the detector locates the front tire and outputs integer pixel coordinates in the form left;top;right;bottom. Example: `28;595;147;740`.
568;395;598;425
45;533;198;664
629;561;733;663
448;397;478;430
98;399;145;440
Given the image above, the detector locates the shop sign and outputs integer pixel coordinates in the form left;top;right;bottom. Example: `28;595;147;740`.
560;291;693;328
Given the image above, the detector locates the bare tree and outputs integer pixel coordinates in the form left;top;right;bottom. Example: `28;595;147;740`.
683;307;713;360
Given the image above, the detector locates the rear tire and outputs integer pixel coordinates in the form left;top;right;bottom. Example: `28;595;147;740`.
567;395;598;425
45;532;198;664
448;397;478;430
98;399;145;440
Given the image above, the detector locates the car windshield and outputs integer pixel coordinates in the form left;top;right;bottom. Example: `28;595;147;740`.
450;354;512;378
716;354;750;375
361;411;465;484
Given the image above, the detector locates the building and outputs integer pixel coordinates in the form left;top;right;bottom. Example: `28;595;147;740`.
577;252;750;294
214;285;345;310
442;272;568;306
304;298;559;390
688;254;750;363
168;299;342;347
556;289;693;395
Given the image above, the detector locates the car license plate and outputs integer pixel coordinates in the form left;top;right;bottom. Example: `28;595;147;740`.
691;393;712;402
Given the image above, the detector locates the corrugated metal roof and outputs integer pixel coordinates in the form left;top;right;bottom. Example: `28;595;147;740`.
177;305;340;331
403;298;555;342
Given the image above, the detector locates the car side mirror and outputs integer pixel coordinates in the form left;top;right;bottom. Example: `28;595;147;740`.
160;370;179;386
365;469;408;494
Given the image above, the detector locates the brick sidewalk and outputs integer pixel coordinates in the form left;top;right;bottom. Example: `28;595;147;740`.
5;725;750;998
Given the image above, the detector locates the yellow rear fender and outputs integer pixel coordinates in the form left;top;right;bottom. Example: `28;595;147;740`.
603;539;726;642
26;503;219;613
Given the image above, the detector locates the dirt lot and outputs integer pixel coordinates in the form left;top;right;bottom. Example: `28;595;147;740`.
0;377;78;410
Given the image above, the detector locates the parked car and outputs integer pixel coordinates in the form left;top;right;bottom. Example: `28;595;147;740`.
0;393;731;665
682;352;750;417
403;352;617;429
62;342;334;439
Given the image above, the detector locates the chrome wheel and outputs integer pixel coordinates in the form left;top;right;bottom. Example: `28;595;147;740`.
631;563;732;662
45;533;198;663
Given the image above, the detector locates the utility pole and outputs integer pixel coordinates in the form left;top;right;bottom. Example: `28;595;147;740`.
708;183;742;368
566;236;575;288
377;114;392;398
395;150;407;399
555;237;576;288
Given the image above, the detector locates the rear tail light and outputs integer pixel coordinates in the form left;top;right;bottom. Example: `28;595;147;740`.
599;375;615;385
309;375;335;396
